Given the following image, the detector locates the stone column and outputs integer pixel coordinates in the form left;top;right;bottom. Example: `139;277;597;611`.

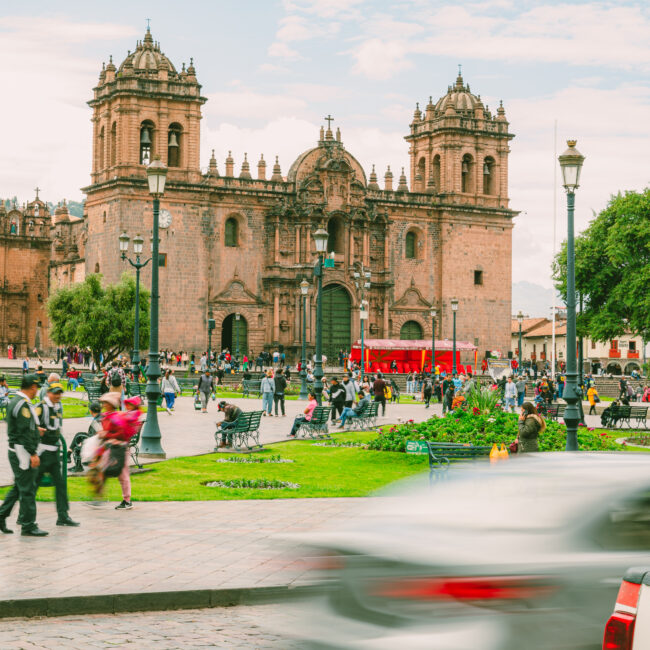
274;220;280;264
383;297;390;337
273;289;280;343
295;227;300;264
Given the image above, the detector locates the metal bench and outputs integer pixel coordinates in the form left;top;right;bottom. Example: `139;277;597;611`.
86;385;102;403
129;423;143;468
126;381;145;398
177;378;198;395
406;440;492;484
604;405;648;429
544;404;566;421
215;410;264;451
343;401;380;430
297;406;331;439
242;379;262;398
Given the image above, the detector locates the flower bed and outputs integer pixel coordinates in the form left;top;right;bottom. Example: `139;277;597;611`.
214;454;293;464
368;410;622;453
202;479;300;489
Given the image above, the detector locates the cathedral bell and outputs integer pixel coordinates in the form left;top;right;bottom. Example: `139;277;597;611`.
168;132;179;148
140;128;152;145
483;162;490;175
462;161;470;174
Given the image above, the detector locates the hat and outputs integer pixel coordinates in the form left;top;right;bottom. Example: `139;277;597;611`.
47;382;64;394
218;400;227;411
124;396;142;408
21;374;39;389
99;392;121;409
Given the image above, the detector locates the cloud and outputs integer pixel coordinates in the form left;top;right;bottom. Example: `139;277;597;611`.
268;41;302;60
204;89;308;121
282;0;365;20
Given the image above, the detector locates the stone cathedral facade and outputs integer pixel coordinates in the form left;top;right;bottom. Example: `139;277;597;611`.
81;28;515;360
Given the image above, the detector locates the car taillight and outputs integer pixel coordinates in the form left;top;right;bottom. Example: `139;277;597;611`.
370;575;555;602
603;613;635;650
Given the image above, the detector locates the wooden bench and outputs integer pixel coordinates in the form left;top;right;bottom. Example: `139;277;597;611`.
297;406;331;439
407;440;492;483
242;379;262;398
629;406;649;428
215;410;264;451
603;405;648;429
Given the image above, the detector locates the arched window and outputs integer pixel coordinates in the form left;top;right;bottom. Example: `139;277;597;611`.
417;157;426;191
225;217;238;247
94;263;100;273
140;120;154;165
461;154;473;193
110;122;117;167
483;156;495;194
400;320;423;340
327;216;345;254
433;154;441;189
168;123;182;168
98;126;105;170
405;230;417;259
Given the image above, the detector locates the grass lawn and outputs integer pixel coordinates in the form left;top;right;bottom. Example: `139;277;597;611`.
18;432;427;502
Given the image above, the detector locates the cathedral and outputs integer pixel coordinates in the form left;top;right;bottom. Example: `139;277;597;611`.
5;28;516;360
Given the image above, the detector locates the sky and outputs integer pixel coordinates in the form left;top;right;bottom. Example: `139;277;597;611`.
2;0;650;301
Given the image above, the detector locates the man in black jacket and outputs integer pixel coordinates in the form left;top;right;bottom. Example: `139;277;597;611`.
329;378;346;421
274;368;287;416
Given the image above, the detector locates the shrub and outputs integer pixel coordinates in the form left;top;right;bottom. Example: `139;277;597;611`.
465;383;501;414
368;410;622;453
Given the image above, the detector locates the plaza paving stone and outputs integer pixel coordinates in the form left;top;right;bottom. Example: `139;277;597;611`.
0;604;296;649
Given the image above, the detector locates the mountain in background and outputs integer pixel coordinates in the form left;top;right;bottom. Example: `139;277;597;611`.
512;281;564;318
3;197;84;219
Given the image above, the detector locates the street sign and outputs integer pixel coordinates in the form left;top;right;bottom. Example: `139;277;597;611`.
406;440;429;455
323;258;335;268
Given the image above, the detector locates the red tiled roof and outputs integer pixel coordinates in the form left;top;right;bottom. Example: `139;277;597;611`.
522;321;567;337
511;317;547;335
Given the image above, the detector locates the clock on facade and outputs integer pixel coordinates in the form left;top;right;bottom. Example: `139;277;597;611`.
159;209;172;229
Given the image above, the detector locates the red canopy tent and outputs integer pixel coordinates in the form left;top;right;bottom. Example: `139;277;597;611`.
349;339;477;374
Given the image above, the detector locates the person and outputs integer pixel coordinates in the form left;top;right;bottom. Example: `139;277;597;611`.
504;376;518;412
442;382;454;414
161;368;180;413
515;375;526;407
452;373;462;394
273;368;287;416
515;402;545;453
215;365;225;386
422;375;433;408
68;400;102;472
22;357;29;374
109;361;126;388
0;375;9;409
329;377;346;421
196;370;214;413
261;369;274;416
34;364;47;386
373;372;387;416
390;360;398;373
289;392;317;437
619;376;628;400
0;375;48;536
338;389;370;428
343;374;357;408
405;372;414;395
215;401;242;448
587;384;599;415
34;383;79;527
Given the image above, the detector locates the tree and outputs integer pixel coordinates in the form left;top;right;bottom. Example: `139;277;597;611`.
48;273;150;368
552;188;650;344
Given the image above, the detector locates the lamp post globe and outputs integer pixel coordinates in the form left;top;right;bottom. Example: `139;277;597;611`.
140;157;168;458
450;298;459;375
558;140;585;451
312;228;328;405
299;279;309;400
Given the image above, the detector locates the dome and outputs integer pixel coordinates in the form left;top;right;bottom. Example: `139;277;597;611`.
434;74;481;114
118;28;177;76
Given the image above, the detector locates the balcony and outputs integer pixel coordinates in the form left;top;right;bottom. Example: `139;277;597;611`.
627;350;640;359
609;349;621;358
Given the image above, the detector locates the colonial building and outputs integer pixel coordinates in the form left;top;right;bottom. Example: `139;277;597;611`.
80;28;516;360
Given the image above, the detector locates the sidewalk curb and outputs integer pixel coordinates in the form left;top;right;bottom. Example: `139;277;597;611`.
0;584;314;619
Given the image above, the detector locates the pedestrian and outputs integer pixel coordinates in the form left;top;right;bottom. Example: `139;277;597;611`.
0;375;48;536
406;371;414;394
515;402;545;453
338;389;370;428
372;372;387;416
422;375;433;408
587;384;599;415
196;370;214;413
34;382;79;527
261;370;274;416
22;356;29;374
329;377;346;421
289;392;317;437
504;376;518;412
215;401;242;448
0;376;9;410
442;382;454;414
39;373;60;401
515;375;526;407
342;374;357;407
161;368;180;413
619;376;628;400
273;368;287;416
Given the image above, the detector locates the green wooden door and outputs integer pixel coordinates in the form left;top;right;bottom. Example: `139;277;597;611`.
322;284;351;361
221;314;248;357
400;320;423;340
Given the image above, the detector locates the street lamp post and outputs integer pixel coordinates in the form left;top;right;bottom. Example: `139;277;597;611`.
207;315;215;371
430;307;437;376
353;265;371;374
140;158;167;458
299;279;309;400
517;311;524;376
235;312;241;360
119;232;150;379
312;228;328;405
451;298;459;375
558;140;585;451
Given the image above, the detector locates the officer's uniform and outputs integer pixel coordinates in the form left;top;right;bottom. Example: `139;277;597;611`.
34;396;69;520
0;391;41;532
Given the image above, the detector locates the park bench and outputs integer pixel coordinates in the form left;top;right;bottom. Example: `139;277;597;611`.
79;372;95;386
342;401;380;430
406;440;492;484
86;385;102;403
545;404;566;421
176;377;198;395
242;379;262;398
126;381;145;398
629;406;649;429
215;410;264;451
129;423;143;468
603;405;648;429
297;406;331;439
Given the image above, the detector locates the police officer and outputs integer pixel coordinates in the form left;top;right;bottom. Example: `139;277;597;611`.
34;382;79;527
0;374;48;536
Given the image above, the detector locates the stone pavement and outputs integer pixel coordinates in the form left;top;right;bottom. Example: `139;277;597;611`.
0;604;296;649
0;392;435;487
0;498;368;608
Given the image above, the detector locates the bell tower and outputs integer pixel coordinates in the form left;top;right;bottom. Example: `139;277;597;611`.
87;27;206;186
405;71;513;207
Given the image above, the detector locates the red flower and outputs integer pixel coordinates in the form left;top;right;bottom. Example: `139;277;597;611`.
472;407;480;415
600;433;607;437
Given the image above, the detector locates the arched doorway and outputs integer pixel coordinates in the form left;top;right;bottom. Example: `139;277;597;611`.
322;284;351;362
606;362;622;376
400;320;423;340
221;313;248;357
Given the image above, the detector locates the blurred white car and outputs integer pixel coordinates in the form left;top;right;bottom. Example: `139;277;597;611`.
294;453;650;649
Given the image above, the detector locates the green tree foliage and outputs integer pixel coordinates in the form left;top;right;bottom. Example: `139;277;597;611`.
48;273;150;367
553;189;650;343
